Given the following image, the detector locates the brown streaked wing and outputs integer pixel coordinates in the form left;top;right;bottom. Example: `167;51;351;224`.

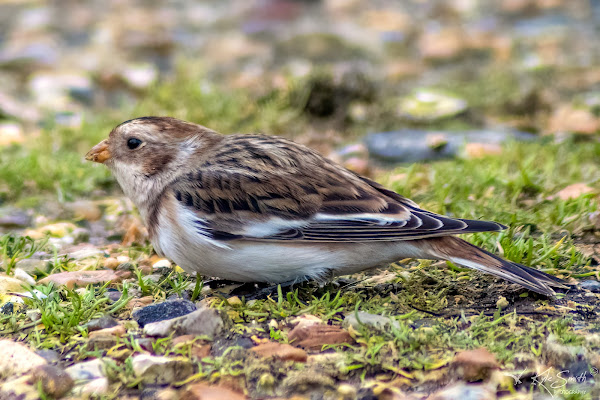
167;133;505;242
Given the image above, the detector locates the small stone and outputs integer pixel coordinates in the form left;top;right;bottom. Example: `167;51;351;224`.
133;299;197;327
152;259;171;269
343;311;400;331
227;295;242;306
0;122;24;146
71;377;109;397
175;306;225;338
429;382;495;400
0;340;47;378
105;288;122;302
86;315;119;332
143;318;177;337
551;183;595;201
38;269;129;288
35;350;60;364
0;376;38;400
66;359;106;381
464;143;503;159
0;274;26;293
181;383;246;400
27;222;79;239
13;268;36;286
27;364;74;398
127;296;154;310
251;342;308;362
0;210;31;228
103;257;120;270
451;348;499;381
68;200;102;221
397;89;468;122
548;105;600;135
580;280;600;293
288;324;353;351
65;244;104;260
131;354;193;384
122;63;158;90
116;255;130;264
26;309;41;322
88;324;126;339
496;296;509;309
337;384;357;398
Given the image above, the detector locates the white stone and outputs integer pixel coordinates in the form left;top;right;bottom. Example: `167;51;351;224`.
152;259;172;269
66;358;106;381
13;268;36;286
0;340;47;378
131;354;193;384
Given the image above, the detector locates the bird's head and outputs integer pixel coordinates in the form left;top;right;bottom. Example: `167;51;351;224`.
86;116;220;205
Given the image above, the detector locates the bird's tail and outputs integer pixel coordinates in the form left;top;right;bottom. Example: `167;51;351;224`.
419;236;568;297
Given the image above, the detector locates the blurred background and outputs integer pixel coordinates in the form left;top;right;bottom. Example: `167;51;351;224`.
1;4;600;398
0;0;599;235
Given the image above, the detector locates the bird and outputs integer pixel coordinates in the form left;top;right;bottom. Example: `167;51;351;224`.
86;116;567;297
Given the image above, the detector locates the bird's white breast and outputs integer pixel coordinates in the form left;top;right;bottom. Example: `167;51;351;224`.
152;201;427;282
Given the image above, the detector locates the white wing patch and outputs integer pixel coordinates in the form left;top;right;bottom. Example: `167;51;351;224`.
241;217;307;237
314;212;419;227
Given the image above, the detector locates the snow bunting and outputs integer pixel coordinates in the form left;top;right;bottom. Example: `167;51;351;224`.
86;116;567;296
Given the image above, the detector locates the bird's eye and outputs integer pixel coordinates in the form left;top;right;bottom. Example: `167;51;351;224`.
127;138;143;150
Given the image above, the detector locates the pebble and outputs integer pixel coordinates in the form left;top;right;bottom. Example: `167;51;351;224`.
365;129;535;163
13;268;36;286
0;274;28;293
35;349;61;364
551;183;595;201
250;342;308;362
27;364;74;398
144;305;224;339
67;200;102;221
580;280;600;293
39;269;130;289
122;63;158;90
496;296;509;309
66;358;106;381
152;259;171;269
342;311;400;331
450;348;499;381
104;288;122;302
86;315;119;332
127;295;154;310
103;257;120;269
0;122;24;146
428;382;496;400
0;339;47;378
71;377;109;397
288;324;353;351
397;89;468;122
181;383;247;400
131;354;194;384
463;143;503;159
133;299;197;327
175;305;225;338
0;210;31;228
26;309;41;322
87;324;126;339
548;105;600;135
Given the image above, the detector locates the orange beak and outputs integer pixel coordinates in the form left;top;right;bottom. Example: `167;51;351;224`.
85;140;111;163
